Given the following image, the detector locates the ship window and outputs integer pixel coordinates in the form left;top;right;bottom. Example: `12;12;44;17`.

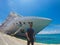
28;22;30;24
30;22;33;24
16;23;18;24
19;21;22;24
28;22;33;25
23;22;25;24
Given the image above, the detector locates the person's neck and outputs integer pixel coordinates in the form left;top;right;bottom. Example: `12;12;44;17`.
30;27;32;29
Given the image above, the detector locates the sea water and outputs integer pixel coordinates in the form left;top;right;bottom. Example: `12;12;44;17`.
15;34;60;44
35;34;60;44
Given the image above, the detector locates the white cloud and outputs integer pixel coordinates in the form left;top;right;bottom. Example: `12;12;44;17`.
38;24;60;34
38;29;60;34
0;23;1;25
0;22;2;26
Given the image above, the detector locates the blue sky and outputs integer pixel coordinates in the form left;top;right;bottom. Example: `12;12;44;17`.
0;0;60;34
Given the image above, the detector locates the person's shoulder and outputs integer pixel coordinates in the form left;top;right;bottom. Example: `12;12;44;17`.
27;28;30;30
32;28;34;30
27;28;30;31
32;28;34;31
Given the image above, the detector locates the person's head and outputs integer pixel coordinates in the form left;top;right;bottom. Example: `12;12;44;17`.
30;24;32;28
29;22;33;28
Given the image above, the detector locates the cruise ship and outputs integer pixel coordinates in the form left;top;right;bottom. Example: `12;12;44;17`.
0;12;52;36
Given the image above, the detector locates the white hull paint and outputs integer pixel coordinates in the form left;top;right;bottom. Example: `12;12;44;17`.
0;12;52;36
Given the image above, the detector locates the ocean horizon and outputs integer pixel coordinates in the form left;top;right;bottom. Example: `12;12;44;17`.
35;34;60;44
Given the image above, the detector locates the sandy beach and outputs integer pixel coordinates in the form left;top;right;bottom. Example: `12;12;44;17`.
0;32;60;45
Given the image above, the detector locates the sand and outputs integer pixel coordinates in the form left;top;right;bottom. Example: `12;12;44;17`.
0;32;60;45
